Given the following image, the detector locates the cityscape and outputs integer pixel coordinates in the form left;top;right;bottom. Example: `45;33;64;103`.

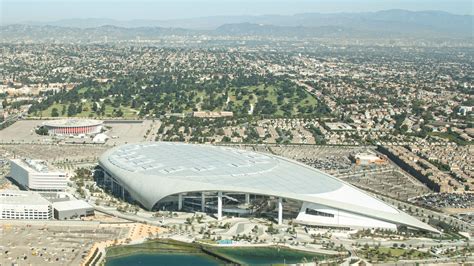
0;1;473;265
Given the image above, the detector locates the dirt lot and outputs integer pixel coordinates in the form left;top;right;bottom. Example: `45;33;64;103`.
0;120;46;143
0;221;129;266
105;120;159;145
0;119;159;146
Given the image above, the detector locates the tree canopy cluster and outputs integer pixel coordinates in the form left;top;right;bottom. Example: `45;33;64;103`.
28;73;322;119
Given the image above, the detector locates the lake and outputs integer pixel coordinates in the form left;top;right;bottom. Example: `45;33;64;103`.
105;239;330;266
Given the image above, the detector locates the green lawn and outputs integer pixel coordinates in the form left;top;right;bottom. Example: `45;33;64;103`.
36;103;66;117
428;131;473;145
32;81;317;119
77;85;110;94
359;247;431;262
103;105;138;118
227;84;317;116
33;101;138;118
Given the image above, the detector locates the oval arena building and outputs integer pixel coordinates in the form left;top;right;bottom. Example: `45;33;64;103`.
42;119;103;136
98;142;438;233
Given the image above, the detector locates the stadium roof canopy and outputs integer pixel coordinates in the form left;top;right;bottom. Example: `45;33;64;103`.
99;142;438;233
43;119;103;128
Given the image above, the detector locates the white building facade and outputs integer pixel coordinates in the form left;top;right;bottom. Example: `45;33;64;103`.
0;190;52;220
52;200;94;220
10;159;67;191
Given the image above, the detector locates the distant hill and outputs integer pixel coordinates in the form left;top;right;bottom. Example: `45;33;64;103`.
0;25;202;42
2;10;472;41
212;10;472;38
213;23;360;38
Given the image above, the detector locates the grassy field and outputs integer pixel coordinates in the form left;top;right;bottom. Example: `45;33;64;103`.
31;81;318;118
359;246;431;262
34;101;138;118
77;85;111;94
229;84;317;116
428;131;473;145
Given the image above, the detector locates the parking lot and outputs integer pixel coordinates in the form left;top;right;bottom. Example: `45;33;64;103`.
410;193;474;210
0;221;129;265
343;168;431;200
0;120;46;144
0;144;108;163
0;119;159;146
104;120;159;145
233;144;431;201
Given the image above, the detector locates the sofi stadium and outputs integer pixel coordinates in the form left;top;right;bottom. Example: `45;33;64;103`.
97;142;438;233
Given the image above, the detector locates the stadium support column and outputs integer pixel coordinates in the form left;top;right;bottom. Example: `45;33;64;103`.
111;180;115;195
245;194;250;204
178;193;183;210
217;192;222;220
201;193;205;212
278;197;283;225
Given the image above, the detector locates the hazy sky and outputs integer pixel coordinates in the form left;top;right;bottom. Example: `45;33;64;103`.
1;0;472;24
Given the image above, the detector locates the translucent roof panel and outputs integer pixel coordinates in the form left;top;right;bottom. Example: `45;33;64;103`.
105;142;344;195
99;142;439;233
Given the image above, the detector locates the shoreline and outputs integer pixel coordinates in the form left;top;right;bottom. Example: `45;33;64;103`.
81;223;165;266
103;238;340;265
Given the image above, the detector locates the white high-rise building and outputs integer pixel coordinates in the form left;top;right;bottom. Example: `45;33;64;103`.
9;159;67;191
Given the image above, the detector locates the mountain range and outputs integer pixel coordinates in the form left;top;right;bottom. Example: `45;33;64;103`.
2;10;472;41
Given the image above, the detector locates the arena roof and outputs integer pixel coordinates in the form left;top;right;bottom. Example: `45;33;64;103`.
99;142;438;233
42;119;103;128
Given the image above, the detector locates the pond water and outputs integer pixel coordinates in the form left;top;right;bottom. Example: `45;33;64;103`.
105;240;329;266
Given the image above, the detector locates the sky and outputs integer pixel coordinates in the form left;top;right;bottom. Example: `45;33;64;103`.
1;0;473;24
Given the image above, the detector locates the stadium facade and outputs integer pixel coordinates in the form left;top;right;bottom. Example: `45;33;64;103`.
42;119;103;136
98;142;438;233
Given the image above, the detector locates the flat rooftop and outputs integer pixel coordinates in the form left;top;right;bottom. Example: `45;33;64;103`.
11;158;64;174
52;200;93;211
0;190;51;205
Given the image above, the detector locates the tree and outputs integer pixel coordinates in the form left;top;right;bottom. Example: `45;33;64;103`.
51;107;59;117
36;126;48;135
67;104;77;117
400;124;409;133
115;108;124;117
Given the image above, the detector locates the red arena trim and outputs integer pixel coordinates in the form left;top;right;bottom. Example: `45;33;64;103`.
42;119;103;136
